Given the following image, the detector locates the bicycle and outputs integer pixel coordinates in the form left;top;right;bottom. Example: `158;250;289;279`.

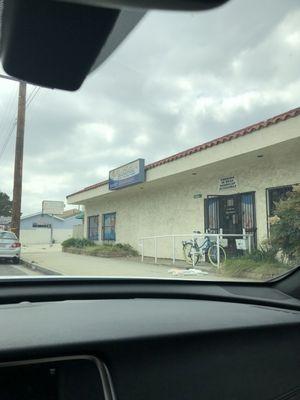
182;231;226;267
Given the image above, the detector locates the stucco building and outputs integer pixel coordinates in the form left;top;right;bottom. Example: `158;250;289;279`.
67;107;300;258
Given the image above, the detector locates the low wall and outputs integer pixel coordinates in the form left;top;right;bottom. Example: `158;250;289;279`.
73;224;84;239
20;228;73;245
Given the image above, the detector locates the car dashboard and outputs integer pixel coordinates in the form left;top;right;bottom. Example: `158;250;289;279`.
0;277;300;400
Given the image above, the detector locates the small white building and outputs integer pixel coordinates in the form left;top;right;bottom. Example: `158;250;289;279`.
20;209;81;245
67;107;300;258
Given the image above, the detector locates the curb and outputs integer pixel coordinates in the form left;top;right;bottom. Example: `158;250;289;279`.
21;258;62;276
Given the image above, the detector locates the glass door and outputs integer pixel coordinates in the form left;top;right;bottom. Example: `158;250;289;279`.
219;194;242;235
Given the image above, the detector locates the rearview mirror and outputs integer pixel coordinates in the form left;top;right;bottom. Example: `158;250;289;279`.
61;0;230;11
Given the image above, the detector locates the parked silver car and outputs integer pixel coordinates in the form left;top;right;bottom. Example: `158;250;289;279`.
0;230;21;264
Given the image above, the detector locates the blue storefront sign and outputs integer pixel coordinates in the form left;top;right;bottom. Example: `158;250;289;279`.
109;159;145;190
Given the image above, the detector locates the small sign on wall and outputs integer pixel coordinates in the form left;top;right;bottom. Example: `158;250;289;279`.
193;193;202;199
218;176;238;191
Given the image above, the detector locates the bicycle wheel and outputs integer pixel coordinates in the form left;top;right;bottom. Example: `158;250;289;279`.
183;243;200;265
207;245;226;267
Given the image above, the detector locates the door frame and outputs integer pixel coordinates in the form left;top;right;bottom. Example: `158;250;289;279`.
204;191;257;244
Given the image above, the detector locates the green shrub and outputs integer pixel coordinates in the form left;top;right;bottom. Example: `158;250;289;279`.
236;241;278;264
224;240;286;278
80;238;95;247
61;238;77;248
113;243;139;256
223;257;289;279
244;249;264;263
62;238;94;248
62;240;139;257
270;186;300;261
260;240;279;262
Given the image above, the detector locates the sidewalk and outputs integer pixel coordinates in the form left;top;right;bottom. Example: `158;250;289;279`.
21;244;231;280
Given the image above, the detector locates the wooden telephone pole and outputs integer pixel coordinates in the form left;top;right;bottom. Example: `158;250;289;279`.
0;74;27;238
11;81;27;238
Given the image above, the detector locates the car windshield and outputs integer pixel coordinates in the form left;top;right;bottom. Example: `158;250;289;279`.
0;0;299;281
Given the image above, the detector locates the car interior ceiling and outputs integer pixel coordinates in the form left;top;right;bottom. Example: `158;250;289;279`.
0;0;300;399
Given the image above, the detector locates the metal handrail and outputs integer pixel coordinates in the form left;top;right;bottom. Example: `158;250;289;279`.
139;230;253;268
140;233;253;239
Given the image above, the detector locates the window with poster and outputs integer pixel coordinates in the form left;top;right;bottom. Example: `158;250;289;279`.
102;213;116;241
267;185;293;216
88;215;99;241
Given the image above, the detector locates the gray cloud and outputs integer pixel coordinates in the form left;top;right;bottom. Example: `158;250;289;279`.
0;0;299;214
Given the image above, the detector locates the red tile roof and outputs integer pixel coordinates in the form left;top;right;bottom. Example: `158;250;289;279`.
67;106;300;198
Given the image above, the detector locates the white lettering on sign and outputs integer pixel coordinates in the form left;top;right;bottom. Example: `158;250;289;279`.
109;159;145;190
218;176;238;191
110;159;140;181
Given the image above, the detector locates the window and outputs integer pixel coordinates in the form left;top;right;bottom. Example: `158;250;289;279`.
267;186;293;216
88;216;99;241
102;213;116;241
204;197;219;234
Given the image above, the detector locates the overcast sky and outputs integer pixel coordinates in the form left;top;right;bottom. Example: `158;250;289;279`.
0;0;299;214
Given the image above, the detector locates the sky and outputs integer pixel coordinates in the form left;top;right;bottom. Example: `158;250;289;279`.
0;0;299;215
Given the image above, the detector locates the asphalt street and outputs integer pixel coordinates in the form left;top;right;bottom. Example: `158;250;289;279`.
0;260;40;276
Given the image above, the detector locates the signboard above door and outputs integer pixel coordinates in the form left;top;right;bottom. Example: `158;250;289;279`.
109;159;145;190
218;176;238;191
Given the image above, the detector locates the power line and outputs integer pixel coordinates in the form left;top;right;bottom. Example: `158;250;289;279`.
0;74;20;82
0;85;19;163
26;86;38;105
0;119;17;161
0;115;18;163
0;87;16;131
0;86;18;145
0;85;41;163
26;86;41;109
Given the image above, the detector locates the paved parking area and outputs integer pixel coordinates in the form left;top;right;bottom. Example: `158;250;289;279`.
19;244;256;282
20;244;240;281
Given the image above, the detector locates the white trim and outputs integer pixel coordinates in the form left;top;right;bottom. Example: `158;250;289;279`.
21;212;64;221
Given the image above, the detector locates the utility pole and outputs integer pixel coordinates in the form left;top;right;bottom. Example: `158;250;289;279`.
0;74;27;237
10;81;26;238
0;74;39;238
